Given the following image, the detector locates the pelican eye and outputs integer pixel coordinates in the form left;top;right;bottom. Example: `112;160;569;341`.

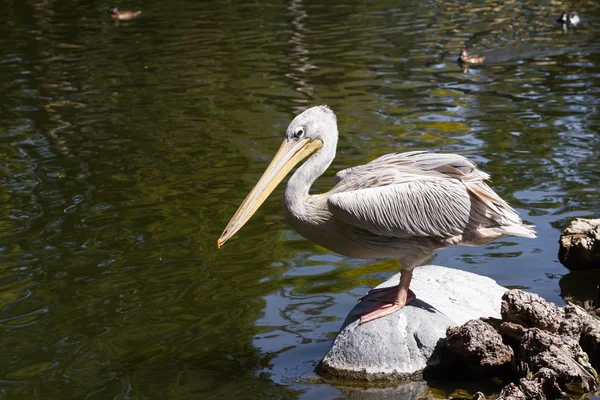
292;126;305;139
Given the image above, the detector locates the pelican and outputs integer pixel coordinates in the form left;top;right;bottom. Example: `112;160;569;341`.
218;106;536;324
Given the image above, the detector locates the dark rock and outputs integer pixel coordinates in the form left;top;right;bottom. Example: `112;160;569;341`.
509;368;567;399
527;368;566;399
564;304;600;368
446;319;513;376
501;290;563;333
495;383;526;400
519;328;596;392
450;289;600;398
558;218;600;270
516;376;542;399
486;320;526;342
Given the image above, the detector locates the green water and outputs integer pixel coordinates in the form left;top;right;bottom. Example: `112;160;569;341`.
1;0;599;398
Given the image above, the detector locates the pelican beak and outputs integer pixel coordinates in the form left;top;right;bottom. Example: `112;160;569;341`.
218;137;323;248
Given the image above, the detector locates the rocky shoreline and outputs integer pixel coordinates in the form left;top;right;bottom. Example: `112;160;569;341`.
449;290;600;399
317;265;506;382
317;218;600;399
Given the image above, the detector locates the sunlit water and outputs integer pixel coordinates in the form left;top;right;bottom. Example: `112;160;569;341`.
1;0;599;398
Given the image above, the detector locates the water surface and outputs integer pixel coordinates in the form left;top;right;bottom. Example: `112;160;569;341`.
1;0;599;398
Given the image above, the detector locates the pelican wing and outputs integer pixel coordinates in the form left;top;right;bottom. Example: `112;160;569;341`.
328;176;472;239
336;151;479;180
402;152;478;177
334;152;425;184
328;151;527;239
335;165;365;183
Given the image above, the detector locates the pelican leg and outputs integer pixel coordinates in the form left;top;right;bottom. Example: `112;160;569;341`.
359;269;414;324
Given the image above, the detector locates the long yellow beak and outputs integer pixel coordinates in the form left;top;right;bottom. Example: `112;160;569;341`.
218;137;323;248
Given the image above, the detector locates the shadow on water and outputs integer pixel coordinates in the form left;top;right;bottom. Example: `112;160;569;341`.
0;0;600;398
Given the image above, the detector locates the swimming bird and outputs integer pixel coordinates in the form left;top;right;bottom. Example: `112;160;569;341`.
557;10;579;26
107;6;142;20
218;106;536;324
458;48;485;64
557;10;569;23
568;12;580;26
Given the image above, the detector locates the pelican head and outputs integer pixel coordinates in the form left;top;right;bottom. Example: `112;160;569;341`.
218;106;337;247
107;6;118;15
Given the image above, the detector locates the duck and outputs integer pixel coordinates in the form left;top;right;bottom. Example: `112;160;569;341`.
568;12;580;26
107;6;142;20
458;48;485;64
557;10;579;26
557;10;568;23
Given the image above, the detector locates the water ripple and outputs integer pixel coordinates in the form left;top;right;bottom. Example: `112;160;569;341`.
0;0;599;398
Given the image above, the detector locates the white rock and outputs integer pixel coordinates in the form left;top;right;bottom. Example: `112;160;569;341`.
318;265;506;381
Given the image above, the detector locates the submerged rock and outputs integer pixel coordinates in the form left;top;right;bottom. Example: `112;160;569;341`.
334;381;428;399
317;265;506;381
558;218;600;270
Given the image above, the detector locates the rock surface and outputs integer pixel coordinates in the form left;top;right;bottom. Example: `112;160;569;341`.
317;265;506;381
446;319;513;376
495;383;526;400
451;290;600;399
558;218;600;270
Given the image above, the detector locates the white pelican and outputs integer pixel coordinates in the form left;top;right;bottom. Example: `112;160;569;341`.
218;106;536;324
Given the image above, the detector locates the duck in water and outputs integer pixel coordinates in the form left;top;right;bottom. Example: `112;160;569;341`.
107;6;142;20
557;11;579;26
458;48;485;64
568;12;580;26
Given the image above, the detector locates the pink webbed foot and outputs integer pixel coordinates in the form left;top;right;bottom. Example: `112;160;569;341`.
359;302;406;324
359;286;415;304
358;268;415;324
358;291;416;324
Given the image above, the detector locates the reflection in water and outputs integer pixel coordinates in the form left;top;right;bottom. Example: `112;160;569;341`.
286;0;316;112
1;0;600;398
336;381;428;399
560;271;600;316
